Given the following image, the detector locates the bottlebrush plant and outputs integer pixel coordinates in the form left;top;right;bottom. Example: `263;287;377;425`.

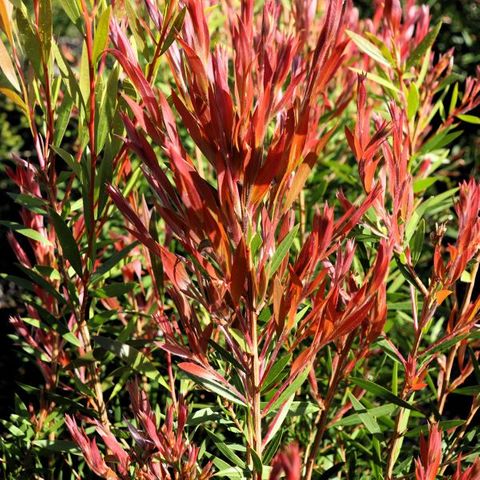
0;0;480;478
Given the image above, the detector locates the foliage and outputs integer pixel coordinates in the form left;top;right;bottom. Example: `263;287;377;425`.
0;0;479;479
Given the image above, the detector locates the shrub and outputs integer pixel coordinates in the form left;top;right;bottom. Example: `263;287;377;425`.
0;0;479;478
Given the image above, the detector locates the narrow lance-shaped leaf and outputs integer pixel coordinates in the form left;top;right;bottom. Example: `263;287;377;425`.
346;30;392;68
49;210;83;277
0;36;19;90
92;6;111;65
406;22;442;70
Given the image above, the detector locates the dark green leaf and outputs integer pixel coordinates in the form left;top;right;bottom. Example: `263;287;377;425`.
350;378;423;414
406;22;442;70
49;209;83;277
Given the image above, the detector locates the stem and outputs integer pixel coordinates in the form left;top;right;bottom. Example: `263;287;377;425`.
78;291;110;429
251;309;262;478
438;343;459;415
304;335;354;480
81;0;98;261
385;394;408;480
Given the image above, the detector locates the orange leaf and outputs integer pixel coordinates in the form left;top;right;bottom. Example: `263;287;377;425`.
0;0;13;45
435;289;452;305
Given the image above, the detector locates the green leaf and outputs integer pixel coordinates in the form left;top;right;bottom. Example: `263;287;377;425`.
32;439;78;453
449;83;459;114
49;210;83;277
91;282;135;299
62;332;81;348
413;177;438;193
92;6;111;65
267;225;299;276
349;377;423;414
457;114;480;125
347;392;381;434
407;82;420;120
15;7;42;77
38;0;52;57
406;22;442;70
180;365;247;407
213;466;245;478
59;0;82;28
453;386;480;396
206;430;245;469
209;340;246;373
79;41;90;108
93;336;170;389
52;146;81;177
333;404;397;428
349;68;400;93
410;218;425;265
262;354;291;392
405;187;458;243
346;30;391;67
54;94;74;147
0;220;51;246
91;242;139;283
418;129;462;156
267;366;310;413
160;7;186;55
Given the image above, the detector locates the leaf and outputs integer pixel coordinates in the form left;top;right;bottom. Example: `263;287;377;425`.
79;41;90;108
0;0;13;44
51;146;81;177
38;0;52;57
160;7;186;55
91;282;135;298
453;386;480;396
59;0;82;27
407;82;420;120
435;289;452;305
91;242;139;283
267;225;299;277
349;68;400;93
206;430;245;469
209;340;246;373
418;129;462;156
410;218;425;265
406;22;442;70
405;187;458;243
15;7;42;76
32;439;78;453
92;6;111;65
93;336;170;389
179;362;247;406
457;114;480;125
261;354;291;392
0;87;27;112
49;210;83;277
213;466;245;478
346;30;391;67
62;332;82;348
266;366;310;413
263;394;295;446
54;94;74;147
333;404;397;427
0;36;19;90
347;392;381;434
413;177;438;193
0;221;51;246
349;377;423;414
